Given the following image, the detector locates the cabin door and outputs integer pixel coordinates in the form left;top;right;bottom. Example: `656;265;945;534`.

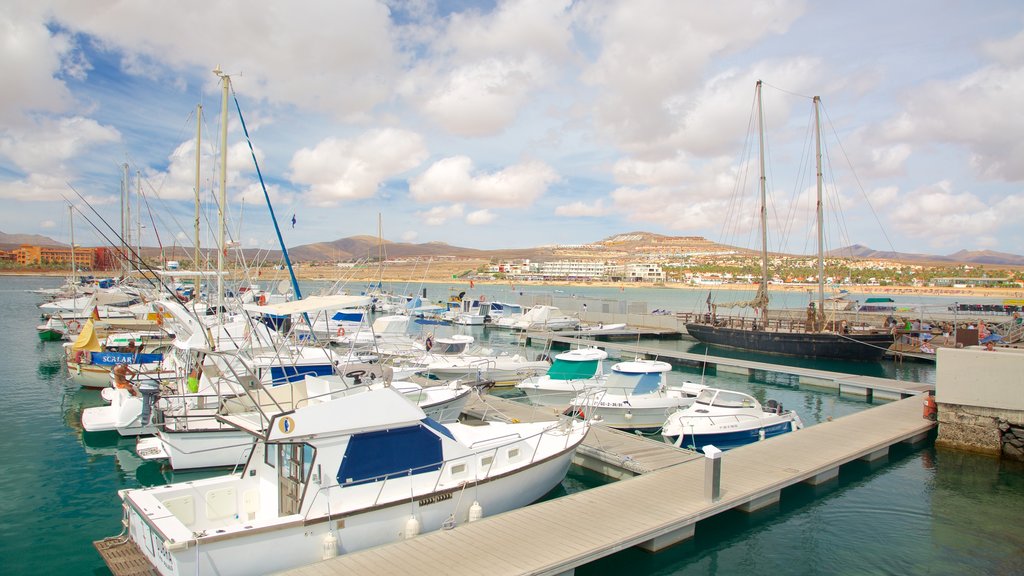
277;443;307;516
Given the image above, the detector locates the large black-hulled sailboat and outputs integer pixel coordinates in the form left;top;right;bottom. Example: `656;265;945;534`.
685;81;894;361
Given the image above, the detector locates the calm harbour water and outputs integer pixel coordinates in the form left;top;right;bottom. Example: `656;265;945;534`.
1;275;1021;575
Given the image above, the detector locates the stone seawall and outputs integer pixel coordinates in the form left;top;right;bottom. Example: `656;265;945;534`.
936;402;1024;460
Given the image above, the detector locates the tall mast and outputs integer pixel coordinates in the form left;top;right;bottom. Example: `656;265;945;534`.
121;161;129;277
377;213;384;288
136;170;143;267
814;95;825;324
214;66;229;317
194;103;202;271
69;204;75;282
756;80;769;323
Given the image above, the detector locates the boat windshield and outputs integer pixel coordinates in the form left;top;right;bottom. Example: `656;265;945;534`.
696;389;755;408
547;359;599;380
432;341;467;355
605;371;661;394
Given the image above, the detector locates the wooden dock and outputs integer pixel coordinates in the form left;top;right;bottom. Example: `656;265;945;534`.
464;395;703;478
526;334;933;400
279;395;934;576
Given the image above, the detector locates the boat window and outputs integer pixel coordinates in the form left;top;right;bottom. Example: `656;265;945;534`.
421;417;455;440
337;424;443;486
433;341;467;355
606;371;661;394
694;389;717;406
548;359;599;380
269;363;336;385
712;390;752;408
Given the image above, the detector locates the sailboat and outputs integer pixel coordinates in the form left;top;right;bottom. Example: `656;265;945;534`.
685;81;894;361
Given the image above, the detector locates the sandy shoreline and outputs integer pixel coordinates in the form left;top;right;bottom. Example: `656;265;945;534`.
5;269;1023;300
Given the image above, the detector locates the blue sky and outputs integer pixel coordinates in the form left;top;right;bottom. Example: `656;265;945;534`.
2;1;1023;257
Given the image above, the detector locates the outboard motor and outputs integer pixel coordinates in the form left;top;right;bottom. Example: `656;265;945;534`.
138;379;160;425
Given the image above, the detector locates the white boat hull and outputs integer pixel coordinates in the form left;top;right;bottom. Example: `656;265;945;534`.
122;441;577;576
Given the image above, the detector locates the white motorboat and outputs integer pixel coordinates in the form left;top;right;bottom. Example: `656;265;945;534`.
96;386;588;576
136;368;475;470
516;348;608;406
661;387;804;450
411;335;549;383
509;305;579;332
566;360;705;432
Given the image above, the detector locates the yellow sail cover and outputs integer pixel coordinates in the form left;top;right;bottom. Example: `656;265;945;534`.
71;319;102;352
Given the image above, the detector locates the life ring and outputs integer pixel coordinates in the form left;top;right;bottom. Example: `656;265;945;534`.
336;326;345;337
66;319;81;333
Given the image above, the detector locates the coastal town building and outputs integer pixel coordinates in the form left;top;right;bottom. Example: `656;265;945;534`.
12;244;115;270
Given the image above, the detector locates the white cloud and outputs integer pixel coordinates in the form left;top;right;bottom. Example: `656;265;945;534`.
0;3;77;125
887;181;1022;247
866;186;899;206
401;0;575;136
45;0;401;121
883;61;1024;181
400;230;419;242
409;156;559;207
40;219;56;229
289;129;428;206
578;0;806;157
420;204;464;226
0;116;120;174
465;208;496;225
555;199;611;217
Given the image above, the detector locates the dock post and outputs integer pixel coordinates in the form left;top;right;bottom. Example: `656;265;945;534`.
704;445;722;502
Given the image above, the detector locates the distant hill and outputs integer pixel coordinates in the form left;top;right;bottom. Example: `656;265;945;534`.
0;231;64;251
829;244;1024;267
288;235;551;262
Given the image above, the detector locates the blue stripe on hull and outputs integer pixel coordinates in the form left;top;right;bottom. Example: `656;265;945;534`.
669;420;795;451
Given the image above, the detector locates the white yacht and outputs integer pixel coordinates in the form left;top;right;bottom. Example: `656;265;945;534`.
566;360;705;432
96;386;588;576
516;348;608;406
411;335;550;383
661;387;804;450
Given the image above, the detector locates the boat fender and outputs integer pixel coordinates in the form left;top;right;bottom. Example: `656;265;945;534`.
923;392;937;421
468;501;483;523
404;515;421;539
624;410;633;421
758;429;766;441
322;531;338;560
790;420;799;432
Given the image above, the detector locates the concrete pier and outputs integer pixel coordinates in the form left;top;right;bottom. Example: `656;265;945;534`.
279;396;934;576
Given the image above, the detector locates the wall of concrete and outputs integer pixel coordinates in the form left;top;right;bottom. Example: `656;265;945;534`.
935;346;1024;459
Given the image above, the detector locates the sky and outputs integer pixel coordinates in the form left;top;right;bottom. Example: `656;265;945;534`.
2;0;1023;259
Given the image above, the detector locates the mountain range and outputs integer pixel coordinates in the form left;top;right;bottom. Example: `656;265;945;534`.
3;230;1023;267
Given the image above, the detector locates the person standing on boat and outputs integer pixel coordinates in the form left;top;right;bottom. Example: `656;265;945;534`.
806;302;816;332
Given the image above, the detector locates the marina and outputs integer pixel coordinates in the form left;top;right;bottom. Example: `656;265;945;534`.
3;276;1022;576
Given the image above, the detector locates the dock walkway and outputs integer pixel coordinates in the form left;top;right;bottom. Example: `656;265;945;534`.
279;396;934;576
464;395;703;477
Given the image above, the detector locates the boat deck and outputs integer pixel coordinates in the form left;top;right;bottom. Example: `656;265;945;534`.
280;395;934;576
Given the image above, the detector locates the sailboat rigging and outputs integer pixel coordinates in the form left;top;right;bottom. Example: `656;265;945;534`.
685;81;894;361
